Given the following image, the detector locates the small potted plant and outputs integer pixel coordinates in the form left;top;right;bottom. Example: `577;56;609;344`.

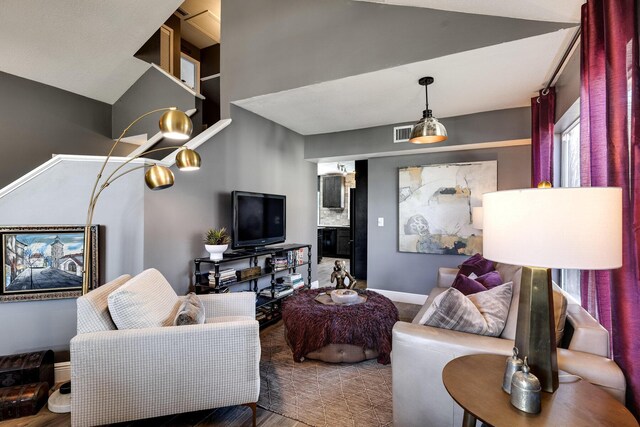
204;227;231;261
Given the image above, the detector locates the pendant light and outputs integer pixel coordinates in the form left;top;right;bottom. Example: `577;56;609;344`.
409;76;448;144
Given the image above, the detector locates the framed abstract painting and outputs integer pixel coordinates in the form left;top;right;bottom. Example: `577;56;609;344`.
399;161;497;255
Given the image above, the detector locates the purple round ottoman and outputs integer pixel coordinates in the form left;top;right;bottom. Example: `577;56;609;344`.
282;287;398;364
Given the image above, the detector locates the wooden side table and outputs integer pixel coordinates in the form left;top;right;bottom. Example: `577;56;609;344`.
442;354;637;427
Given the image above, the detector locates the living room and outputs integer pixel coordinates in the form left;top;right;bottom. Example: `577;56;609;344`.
0;0;638;426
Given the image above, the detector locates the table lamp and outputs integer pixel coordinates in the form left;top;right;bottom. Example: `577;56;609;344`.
482;187;622;392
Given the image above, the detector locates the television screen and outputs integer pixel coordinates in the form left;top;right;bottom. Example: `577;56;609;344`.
232;191;286;249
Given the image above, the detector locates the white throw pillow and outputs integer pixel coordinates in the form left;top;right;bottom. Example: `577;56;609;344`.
108;268;179;329
419;282;513;337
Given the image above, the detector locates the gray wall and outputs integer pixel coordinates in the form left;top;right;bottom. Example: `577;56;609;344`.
0;160;144;361
367;146;531;295
305;107;531;161
111;66;197;141
221;0;572;117
143;106;318;294
0;71;131;188
555;47;580;122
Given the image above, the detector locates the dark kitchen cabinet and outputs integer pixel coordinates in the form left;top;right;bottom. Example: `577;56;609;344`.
322;175;344;208
319;227;350;259
336;229;350;257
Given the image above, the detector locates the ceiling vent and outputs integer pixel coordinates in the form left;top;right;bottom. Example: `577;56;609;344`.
393;125;413;143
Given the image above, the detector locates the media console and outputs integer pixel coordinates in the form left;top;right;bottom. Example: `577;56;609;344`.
193;243;312;327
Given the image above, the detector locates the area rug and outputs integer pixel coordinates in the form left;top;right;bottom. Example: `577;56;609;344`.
258;322;393;427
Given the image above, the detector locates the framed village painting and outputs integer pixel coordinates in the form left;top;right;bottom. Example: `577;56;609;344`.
399;161;497;255
1;225;98;302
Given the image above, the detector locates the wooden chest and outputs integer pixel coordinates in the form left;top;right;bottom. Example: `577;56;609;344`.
0;351;54;389
0;382;49;420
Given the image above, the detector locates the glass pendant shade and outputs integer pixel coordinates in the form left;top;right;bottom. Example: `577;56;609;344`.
145;165;175;190
409;115;448;144
159;110;193;140
176;148;201;171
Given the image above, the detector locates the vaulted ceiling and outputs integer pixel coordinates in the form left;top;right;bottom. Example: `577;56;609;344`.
233;1;580;135
0;0;182;104
0;0;581;135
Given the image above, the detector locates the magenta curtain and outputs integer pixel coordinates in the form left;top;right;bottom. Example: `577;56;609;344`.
580;0;640;416
531;87;556;187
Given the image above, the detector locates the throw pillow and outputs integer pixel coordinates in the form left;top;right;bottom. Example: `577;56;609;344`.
475;270;503;289
174;293;206;326
419;282;513;337
108;268;180;330
452;273;487;295
459;253;495;277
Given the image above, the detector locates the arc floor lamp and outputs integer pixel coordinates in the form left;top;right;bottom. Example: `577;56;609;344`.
82;107;201;294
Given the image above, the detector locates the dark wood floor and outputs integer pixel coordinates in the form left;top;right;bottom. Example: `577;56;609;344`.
0;403;308;427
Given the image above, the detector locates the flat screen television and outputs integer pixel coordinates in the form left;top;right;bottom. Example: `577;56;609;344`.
232;191;286;250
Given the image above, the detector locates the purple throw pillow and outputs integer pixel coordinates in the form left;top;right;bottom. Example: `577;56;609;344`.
475;271;503;289
452;273;487;296
459;253;495;277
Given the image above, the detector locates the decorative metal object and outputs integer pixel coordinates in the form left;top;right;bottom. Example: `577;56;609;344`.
502;347;524;394
510;357;542;414
330;259;357;289
409;76;447;144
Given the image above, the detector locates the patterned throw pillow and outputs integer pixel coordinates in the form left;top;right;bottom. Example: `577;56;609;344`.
458;253;495;277
174;293;206;326
108;268;180;329
419;282;513;337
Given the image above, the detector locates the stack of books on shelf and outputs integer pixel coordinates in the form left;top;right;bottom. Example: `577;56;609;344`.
283;273;305;290
268;256;289;272
259;284;294;298
286;249;306;266
210;268;237;286
255;307;270;321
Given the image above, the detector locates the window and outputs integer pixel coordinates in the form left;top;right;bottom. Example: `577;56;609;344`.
560;120;581;300
180;53;200;93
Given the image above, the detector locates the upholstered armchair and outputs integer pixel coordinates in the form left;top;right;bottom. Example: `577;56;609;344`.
392;264;626;427
71;269;260;427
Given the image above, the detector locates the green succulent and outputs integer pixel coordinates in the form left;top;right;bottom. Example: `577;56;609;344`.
204;227;231;245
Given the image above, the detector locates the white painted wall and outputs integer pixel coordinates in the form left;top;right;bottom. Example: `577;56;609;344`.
0;158;145;360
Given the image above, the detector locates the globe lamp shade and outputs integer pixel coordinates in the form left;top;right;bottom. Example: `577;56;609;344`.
159;110;193;140
145;165;175;190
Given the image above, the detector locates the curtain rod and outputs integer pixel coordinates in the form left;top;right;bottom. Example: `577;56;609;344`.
542;27;581;95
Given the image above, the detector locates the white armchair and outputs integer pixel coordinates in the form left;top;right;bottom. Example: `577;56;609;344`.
71;270;260;427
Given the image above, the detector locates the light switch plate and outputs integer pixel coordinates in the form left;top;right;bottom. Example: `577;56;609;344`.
378;217;384;227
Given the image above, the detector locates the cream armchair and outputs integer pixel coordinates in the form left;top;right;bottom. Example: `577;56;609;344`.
392;264;626;427
71;270;260;427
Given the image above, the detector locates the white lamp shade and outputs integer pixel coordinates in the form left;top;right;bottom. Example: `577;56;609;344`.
472;206;483;229
482;187;622;270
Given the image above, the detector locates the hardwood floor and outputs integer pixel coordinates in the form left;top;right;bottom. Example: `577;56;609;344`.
0;404;307;427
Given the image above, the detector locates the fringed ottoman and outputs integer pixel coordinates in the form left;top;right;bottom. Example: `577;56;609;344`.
282;287;398;364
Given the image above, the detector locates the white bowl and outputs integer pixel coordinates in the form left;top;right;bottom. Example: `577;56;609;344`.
330;289;359;304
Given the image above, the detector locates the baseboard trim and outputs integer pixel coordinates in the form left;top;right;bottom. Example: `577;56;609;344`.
54;362;71;384
367;288;427;305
